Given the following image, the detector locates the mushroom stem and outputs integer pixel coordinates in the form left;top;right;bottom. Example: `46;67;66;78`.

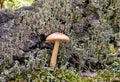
50;40;60;67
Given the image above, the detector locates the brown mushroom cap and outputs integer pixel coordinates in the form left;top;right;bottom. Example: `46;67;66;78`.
46;32;70;42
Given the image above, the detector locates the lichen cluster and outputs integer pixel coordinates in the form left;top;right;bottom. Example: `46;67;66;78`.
0;0;120;81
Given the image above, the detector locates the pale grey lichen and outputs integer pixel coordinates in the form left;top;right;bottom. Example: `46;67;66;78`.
0;0;119;81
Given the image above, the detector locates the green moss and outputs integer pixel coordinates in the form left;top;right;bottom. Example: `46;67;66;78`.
0;0;120;81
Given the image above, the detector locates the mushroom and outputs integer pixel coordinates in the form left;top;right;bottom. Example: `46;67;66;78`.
46;32;70;67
